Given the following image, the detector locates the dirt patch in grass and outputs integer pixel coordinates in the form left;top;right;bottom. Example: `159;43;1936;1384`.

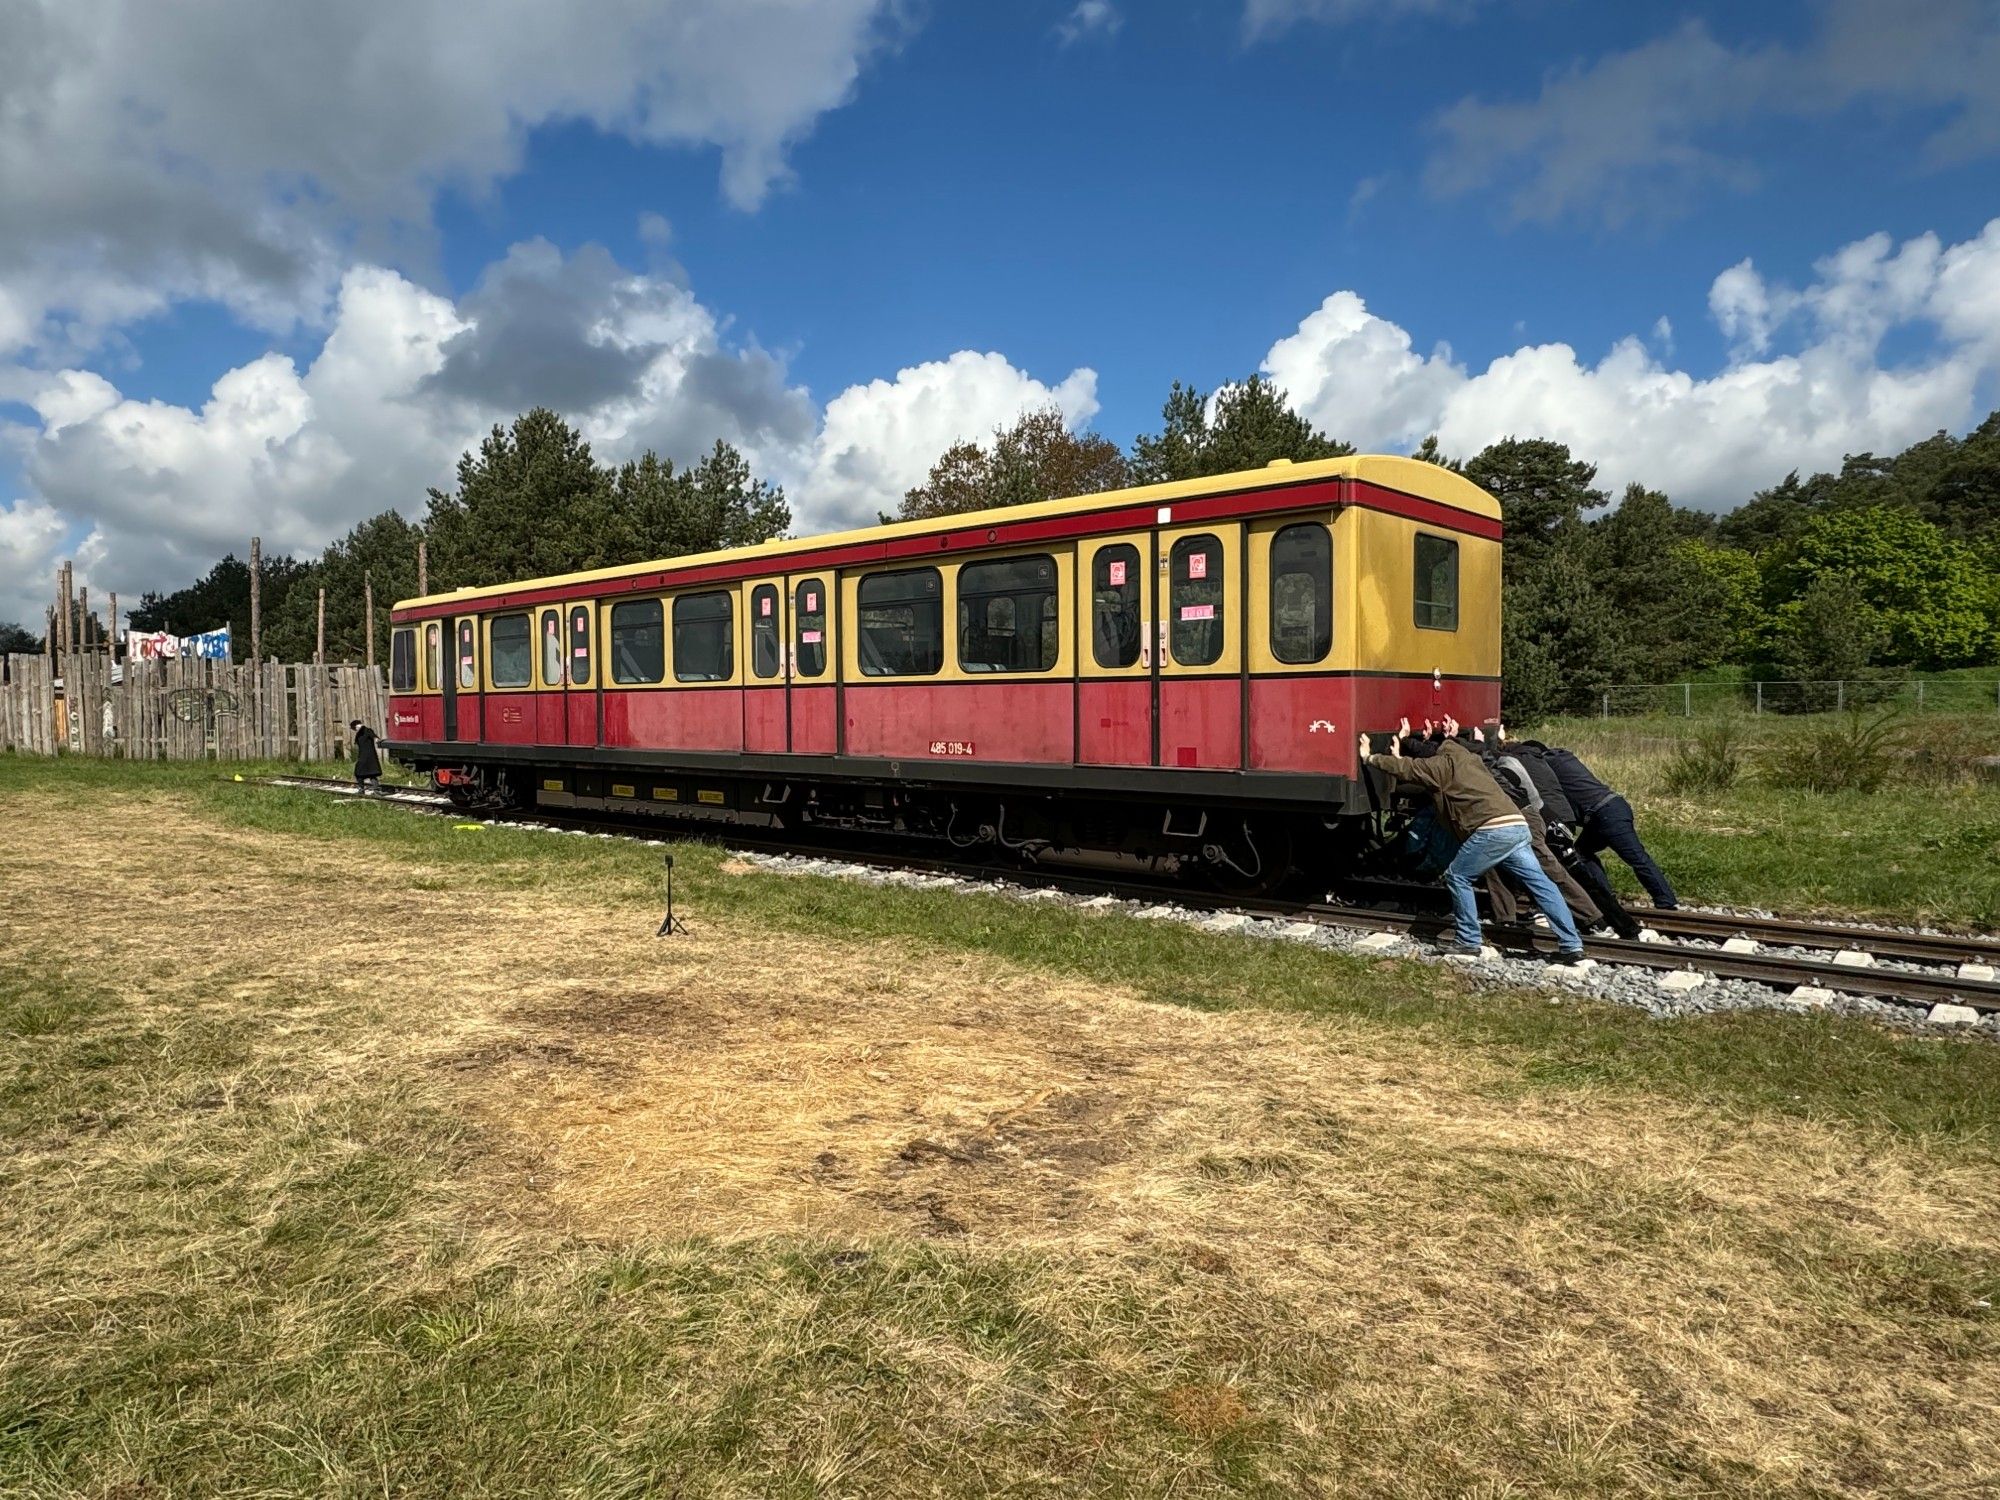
5;784;2000;1495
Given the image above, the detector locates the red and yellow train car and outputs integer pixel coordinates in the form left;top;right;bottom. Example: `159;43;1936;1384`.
386;454;1501;883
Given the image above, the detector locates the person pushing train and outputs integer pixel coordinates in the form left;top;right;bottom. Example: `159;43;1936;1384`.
1500;729;1678;911
1360;716;1586;964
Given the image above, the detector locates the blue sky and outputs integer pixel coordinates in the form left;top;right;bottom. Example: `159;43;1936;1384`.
4;0;2000;624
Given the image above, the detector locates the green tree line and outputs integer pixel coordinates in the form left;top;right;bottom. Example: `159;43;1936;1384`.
13;385;1999;724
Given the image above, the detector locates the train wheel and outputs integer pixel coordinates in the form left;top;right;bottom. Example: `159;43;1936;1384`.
1199;816;1296;899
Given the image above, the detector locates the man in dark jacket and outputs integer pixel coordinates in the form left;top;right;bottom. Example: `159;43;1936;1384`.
349;719;383;796
1517;738;1678;909
1498;733;1641;935
1362;717;1585;962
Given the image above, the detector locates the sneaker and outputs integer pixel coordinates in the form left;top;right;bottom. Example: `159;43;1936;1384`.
1545;948;1589;966
1434;939;1485;958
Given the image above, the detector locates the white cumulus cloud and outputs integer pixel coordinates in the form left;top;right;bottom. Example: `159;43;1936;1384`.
1262;220;2000;511
797;352;1101;528
0;247;1100;626
0;0;908;354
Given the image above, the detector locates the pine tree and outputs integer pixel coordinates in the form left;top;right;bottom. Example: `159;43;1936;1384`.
1128;375;1351;483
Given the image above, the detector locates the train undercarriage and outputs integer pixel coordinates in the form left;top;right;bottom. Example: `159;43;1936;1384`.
418;755;1390;898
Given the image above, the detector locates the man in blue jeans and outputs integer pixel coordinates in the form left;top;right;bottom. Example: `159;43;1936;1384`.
1361;717;1587;963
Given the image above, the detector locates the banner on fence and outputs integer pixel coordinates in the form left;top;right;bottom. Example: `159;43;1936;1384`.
126;625;231;660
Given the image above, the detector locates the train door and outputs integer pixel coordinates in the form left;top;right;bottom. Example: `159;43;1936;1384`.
1156;523;1242;769
788;573;835;754
564;602;596;746
535;607;566;744
448;615;480;743
439;617;458;741
743;578;787;752
1076;534;1150;765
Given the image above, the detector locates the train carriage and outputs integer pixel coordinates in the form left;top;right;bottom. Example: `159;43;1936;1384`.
385;454;1501;886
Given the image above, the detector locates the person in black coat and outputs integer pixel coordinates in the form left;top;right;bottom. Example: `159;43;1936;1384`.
349;720;383;795
1513;735;1678;909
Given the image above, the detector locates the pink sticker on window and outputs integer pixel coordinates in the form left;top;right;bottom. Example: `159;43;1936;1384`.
574;646;588;658
805;591;819;612
1179;604;1215;621
760;596;772;617
802;630;823;644
1108;560;1127;586
1188;553;1208;580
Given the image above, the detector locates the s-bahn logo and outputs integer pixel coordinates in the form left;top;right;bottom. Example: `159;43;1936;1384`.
928;739;976;756
392;711;420;727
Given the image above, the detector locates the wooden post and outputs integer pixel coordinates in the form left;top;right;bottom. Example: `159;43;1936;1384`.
79;587;90;651
109;592;118;662
417;538;428;598
316;587;326;666
249;535;262;666
365;572;375;669
58;563;73;661
248;535;262;738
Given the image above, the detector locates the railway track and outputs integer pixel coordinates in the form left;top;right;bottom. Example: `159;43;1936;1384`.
263;775;2000;1019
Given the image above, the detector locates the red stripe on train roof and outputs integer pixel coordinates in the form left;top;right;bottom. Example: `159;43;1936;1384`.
391;476;1501;621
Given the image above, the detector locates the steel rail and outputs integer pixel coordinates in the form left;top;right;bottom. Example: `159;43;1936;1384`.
1632;907;2000;965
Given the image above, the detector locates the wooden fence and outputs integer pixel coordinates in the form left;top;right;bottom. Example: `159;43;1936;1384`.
0;653;386;762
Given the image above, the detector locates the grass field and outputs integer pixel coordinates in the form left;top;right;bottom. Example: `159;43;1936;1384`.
1544;713;2000;928
2;756;1998;1496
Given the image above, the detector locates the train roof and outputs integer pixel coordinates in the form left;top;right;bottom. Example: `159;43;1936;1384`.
391;452;1500;613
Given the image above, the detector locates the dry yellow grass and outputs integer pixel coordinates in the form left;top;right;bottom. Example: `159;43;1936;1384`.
4;783;1998;1495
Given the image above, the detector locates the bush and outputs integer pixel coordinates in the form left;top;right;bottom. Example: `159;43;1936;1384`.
1663;723;1745;794
1758;712;1903;795
1901;743;1994;789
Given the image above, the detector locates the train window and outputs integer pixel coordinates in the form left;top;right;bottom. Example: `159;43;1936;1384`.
1270;524;1332;664
610;599;664;684
569;605;592;687
490;614;532;688
457;619;477;690
1092;544;1141;668
750;584;781;680
390;628;416;693
674;592;734;682
794;579;827;678
857;567;943;677
540;610;564;686
958;555;1058;673
1169;535;1224;667
425;623;441;692
1414;533;1459;631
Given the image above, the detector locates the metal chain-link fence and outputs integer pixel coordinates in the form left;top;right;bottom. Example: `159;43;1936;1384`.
1595;678;2000;717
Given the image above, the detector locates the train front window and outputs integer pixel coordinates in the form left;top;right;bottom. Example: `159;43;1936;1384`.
857;568;943;677
1169;535;1224;667
1091;544;1141;669
539;610;564;686
1414;533;1459;631
673;592;734;682
489;614;532;688
1270;523;1331;665
750;584;781;680
568;606;592;687
390;628;416;693
958;555;1057;673
610;599;664;684
794;580;827;678
456;620;477;689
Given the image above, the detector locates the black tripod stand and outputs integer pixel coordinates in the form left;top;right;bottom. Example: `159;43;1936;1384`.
656;851;689;937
